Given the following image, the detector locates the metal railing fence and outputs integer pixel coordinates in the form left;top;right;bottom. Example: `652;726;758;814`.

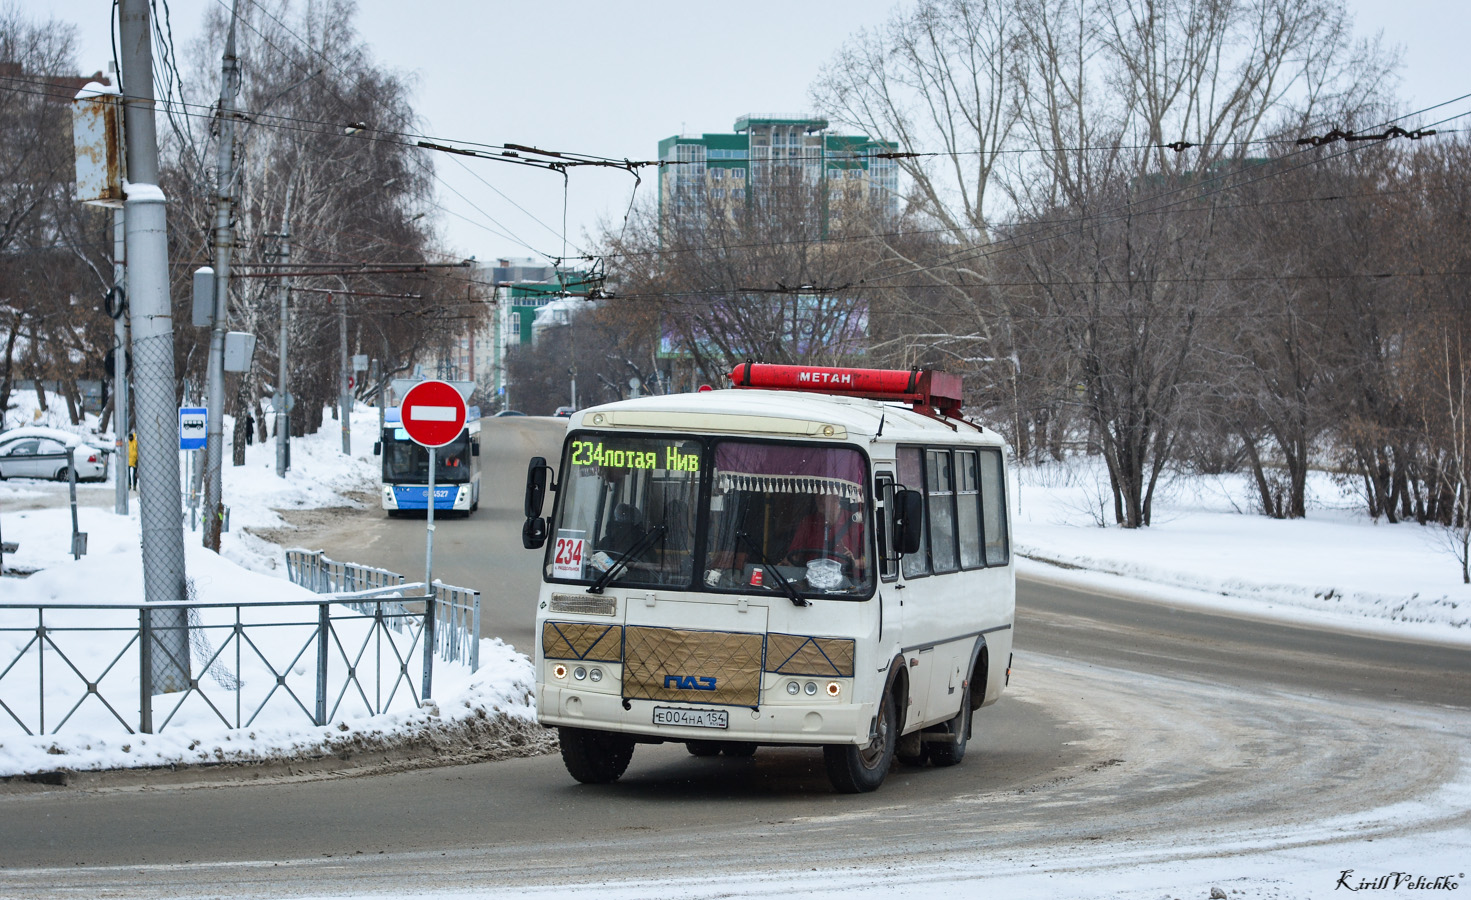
285;549;480;672
0;597;430;738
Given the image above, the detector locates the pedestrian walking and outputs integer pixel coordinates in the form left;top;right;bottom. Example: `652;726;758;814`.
127;431;138;490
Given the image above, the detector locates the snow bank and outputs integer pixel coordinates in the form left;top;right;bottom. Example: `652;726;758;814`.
1014;459;1471;640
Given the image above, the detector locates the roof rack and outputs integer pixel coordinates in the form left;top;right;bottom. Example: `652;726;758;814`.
729;363;964;420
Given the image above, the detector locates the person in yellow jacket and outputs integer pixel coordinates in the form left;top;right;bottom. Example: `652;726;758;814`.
127;431;138;490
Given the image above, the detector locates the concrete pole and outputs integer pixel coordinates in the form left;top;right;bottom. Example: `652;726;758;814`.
119;0;189;691
112;206;129;516
203;1;241;552
274;186;293;477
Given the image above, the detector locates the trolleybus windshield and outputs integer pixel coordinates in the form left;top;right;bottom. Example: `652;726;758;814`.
547;434;872;599
383;428;474;484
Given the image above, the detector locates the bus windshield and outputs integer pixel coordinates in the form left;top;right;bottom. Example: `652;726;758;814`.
704;441;871;598
383;429;473;484
548;435;700;588
546;434;872;598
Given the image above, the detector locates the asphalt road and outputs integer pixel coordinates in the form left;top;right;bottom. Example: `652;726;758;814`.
1;417;1467;897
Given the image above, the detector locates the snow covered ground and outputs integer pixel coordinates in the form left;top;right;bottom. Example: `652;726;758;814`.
1013;459;1471;644
0;400;542;777
2;392;1467;898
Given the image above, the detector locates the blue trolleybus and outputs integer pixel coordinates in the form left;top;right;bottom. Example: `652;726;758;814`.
375;406;482;516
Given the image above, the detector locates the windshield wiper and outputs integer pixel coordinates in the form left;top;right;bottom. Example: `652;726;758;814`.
735;530;808;607
587;524;667;594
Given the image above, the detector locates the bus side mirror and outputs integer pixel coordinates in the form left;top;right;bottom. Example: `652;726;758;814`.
373;441;381;456
522;516;548;550
893;489;924;555
525;457;550;517
471;443;480;457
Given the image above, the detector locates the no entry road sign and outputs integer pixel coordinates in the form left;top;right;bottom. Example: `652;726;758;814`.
399;380;467;448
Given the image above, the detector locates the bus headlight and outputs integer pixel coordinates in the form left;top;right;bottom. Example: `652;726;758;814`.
573;666;587;681
553;664;567;679
804;682;818;696
589;668;603;683
786;681;800;696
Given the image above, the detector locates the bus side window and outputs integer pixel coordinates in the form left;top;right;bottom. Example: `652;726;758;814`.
926;449;959;574
898;447;929;579
874;473;898;581
956;450;983;569
980;449;1010;565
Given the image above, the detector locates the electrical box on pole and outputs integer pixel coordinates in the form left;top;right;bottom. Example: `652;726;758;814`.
224;332;255;372
192;267;216;327
72;82;124;208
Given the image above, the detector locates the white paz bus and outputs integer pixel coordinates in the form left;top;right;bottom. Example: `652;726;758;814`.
522;364;1014;792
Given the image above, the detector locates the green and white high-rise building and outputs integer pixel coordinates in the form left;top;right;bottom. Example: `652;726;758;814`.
658;114;899;227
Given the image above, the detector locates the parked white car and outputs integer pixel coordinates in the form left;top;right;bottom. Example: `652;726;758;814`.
0;426;110;482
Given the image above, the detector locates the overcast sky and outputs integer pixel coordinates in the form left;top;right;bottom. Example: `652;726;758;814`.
26;0;1471;266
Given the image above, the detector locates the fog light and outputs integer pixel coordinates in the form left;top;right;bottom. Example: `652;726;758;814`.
827;681;841;697
573;666;587;681
804;682;817;696
786;681;800;696
589;668;603;682
553;664;567;679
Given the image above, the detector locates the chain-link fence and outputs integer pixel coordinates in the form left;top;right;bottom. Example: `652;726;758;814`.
129;327;191;692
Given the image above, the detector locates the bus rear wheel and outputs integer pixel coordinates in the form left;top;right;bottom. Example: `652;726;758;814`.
559;726;635;784
928;681;971;768
823;687;897;793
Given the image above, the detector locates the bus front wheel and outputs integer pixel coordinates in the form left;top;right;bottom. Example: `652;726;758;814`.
823;687;898;793
559;726;635;784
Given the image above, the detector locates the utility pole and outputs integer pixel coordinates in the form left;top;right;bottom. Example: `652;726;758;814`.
118;0;189;692
203;1;241;552
274;186;293;477
339;292;351;453
111;204;128;516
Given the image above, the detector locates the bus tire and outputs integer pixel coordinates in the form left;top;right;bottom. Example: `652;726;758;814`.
687;740;722;757
928;681;970;768
559;726;635;784
823;686;898;793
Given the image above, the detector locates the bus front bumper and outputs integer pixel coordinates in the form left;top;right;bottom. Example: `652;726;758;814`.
384;484;470;510
537;684;874;745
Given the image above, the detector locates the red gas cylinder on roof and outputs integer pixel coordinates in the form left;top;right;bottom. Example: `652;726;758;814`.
729;363;965;420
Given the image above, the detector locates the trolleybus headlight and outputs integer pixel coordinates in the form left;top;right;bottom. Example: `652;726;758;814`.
573;666;587;681
786;681;800;696
804;682;817;696
589;668;603;683
826;681;841;697
553;664;567;679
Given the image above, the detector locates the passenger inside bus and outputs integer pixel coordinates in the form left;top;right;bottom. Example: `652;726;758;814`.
784;492;866;581
601;502;645;554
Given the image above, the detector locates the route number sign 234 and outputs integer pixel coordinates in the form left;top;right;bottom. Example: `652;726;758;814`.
553;533;585;578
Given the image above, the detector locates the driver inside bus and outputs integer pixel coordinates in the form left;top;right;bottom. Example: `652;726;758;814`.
784;492;865;578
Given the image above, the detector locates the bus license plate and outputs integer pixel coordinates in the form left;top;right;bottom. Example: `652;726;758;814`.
652;707;728;729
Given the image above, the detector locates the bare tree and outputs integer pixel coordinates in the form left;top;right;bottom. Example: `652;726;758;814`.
0;7;113;423
160;0;476;444
602;170;898;383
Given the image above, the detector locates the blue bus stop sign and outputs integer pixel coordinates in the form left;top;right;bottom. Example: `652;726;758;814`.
179;407;207;450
